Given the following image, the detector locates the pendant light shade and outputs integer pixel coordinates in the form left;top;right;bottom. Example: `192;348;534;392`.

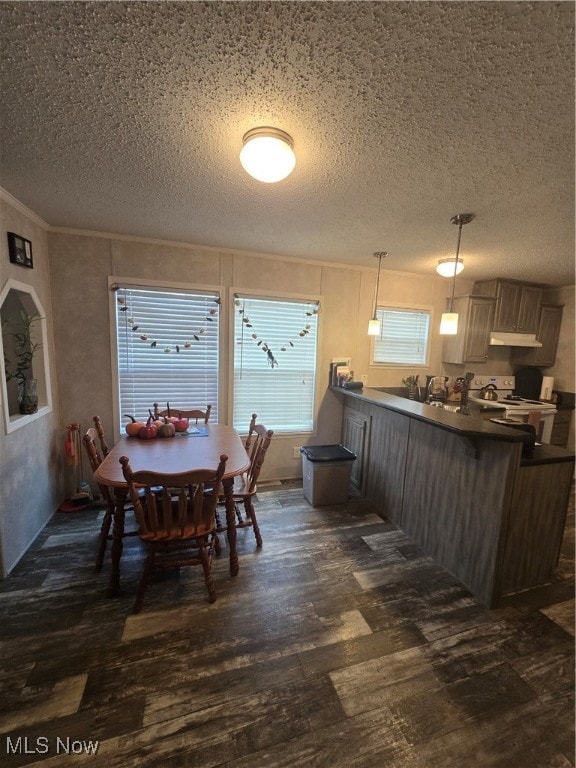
240;127;296;183
439;214;474;335
367;251;388;335
367;318;381;336
439;312;459;335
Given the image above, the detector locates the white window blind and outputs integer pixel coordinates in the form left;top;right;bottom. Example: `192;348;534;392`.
371;307;430;365
233;295;319;433
115;286;219;428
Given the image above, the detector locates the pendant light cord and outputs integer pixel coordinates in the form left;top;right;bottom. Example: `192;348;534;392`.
373;254;382;319
371;251;387;320
448;220;463;313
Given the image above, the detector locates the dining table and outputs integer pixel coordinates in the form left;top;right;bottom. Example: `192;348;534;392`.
94;423;250;597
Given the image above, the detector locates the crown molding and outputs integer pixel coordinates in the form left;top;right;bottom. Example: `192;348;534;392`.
1;187;436;280
0;187;50;229
47;226;436;279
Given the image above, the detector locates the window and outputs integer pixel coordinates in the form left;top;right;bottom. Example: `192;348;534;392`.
114;285;220;429
232;294;319;433
371;306;430;365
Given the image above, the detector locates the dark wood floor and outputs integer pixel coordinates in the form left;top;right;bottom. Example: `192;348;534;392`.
1;481;574;767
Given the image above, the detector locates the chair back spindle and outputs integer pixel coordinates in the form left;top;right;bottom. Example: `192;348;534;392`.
92;415;109;456
153;403;212;425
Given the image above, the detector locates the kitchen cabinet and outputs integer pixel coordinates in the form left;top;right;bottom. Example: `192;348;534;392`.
342;407;370;494
551;409;572;448
550;392;575;449
343;398;408;527
511;304;563;367
441;294;496;364
473;279;543;333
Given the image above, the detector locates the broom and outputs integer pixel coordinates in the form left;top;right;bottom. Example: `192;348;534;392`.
59;423;91;512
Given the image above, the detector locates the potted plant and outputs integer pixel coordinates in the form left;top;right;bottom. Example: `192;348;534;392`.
3;310;42;414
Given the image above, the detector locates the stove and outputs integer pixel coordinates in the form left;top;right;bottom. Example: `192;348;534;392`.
467;375;556;442
500;396;551;407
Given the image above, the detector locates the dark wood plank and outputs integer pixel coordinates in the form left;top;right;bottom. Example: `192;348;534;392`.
0;481;572;768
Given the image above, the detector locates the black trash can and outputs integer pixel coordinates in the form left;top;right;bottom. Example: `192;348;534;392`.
300;444;357;506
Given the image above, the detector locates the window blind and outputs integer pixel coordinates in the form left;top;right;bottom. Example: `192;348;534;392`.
115;286;219;428
233;295;319;433
372;307;430;365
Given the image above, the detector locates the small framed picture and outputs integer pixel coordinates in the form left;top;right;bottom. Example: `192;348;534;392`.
7;232;33;269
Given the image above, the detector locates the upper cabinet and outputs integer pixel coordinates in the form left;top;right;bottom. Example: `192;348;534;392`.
511;304;564;368
442;294;496;364
473;279;543;333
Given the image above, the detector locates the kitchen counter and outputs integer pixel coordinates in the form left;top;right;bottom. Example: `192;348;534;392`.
333;386;574;607
520;441;576;466
337;386;539;442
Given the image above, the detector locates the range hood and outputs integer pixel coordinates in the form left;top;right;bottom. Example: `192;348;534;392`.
489;331;542;347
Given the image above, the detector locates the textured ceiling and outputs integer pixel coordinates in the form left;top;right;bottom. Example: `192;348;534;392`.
0;1;574;285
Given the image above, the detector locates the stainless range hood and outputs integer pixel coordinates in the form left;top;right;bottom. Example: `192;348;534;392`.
489;331;542;347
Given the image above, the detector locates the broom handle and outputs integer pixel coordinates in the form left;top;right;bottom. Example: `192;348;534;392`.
77;425;83;491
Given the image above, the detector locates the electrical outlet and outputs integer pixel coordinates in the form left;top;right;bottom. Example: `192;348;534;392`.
361;374;368;385
293;447;301;459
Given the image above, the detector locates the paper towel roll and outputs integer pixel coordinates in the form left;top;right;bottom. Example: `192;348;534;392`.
540;376;554;401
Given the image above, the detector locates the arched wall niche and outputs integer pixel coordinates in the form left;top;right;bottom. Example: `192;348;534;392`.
0;278;52;433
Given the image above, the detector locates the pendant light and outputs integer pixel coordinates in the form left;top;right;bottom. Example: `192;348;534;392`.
368;251;388;335
240;127;296;183
439;214;474;335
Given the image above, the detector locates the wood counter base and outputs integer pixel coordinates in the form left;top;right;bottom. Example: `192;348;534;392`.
335;387;575;607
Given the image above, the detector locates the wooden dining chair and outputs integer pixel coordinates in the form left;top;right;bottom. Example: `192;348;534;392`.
92;415;110;456
83;427;138;571
153;403;212;424
120;453;228;613
215;414;274;548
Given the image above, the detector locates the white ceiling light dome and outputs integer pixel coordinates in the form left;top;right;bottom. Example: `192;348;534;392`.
436;258;464;277
240;127;296;183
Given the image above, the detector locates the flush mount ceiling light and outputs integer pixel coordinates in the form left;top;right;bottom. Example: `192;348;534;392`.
368;251;388;336
436;257;464;277
239;127;296;183
439;213;474;335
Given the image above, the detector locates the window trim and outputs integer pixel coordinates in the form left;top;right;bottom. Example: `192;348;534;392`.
0;279;53;434
108;276;224;441
229;286;323;436
369;302;433;368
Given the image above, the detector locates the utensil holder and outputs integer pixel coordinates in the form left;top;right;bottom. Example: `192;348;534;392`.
407;385;420;401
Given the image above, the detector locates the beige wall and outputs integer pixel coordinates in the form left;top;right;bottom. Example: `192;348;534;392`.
47;230;576;481
48;230;471;483
0;197;63;577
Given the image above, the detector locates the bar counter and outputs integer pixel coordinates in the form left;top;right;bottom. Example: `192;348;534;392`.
333;386;575;607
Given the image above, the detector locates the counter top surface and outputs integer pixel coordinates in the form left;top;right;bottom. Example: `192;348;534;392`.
520;442;576;466
334;386;575;460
